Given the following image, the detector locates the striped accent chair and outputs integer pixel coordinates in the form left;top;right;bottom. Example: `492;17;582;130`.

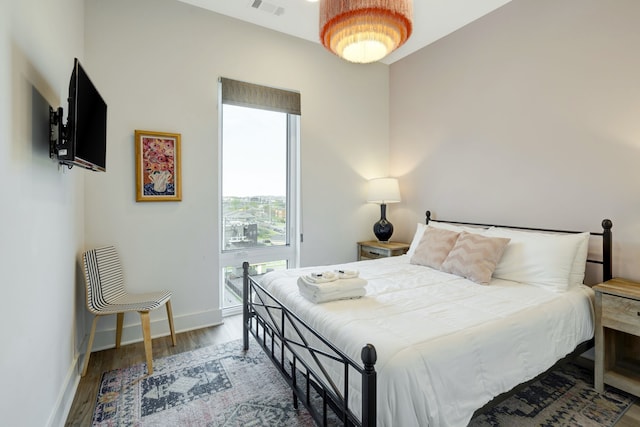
81;246;177;376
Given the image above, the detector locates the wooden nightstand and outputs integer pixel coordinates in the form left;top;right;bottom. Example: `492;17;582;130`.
594;278;640;397
357;241;410;261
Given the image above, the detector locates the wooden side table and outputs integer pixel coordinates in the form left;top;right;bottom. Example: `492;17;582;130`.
357;241;410;261
594;278;640;397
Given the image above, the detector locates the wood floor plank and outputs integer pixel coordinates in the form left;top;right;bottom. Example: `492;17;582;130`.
615;404;640;427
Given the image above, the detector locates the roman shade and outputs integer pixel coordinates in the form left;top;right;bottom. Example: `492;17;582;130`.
219;77;301;116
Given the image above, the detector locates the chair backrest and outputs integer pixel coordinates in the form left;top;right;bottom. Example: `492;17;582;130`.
83;246;127;313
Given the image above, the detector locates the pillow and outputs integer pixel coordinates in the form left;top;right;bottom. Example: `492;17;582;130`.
407;223;427;258
483;227;588;292
407;221;487;258
410;227;460;269
430;221;487;234
569;233;590;288
441;232;511;285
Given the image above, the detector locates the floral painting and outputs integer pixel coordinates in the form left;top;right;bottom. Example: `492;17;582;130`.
135;130;182;202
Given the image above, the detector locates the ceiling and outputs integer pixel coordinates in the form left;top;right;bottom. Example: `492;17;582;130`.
176;0;513;64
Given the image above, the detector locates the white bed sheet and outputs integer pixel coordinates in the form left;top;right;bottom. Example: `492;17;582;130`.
257;255;594;427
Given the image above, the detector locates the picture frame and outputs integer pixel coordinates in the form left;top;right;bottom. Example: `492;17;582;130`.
135;130;182;202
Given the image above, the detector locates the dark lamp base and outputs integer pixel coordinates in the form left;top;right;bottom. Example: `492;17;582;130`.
373;204;394;242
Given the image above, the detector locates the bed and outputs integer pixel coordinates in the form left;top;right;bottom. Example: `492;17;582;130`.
241;212;613;426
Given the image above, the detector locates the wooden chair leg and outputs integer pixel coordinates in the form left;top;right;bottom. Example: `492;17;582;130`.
166;300;177;346
140;311;153;374
82;316;100;377
115;312;124;349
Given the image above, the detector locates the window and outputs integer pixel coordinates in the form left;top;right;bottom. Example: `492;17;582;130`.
218;78;300;315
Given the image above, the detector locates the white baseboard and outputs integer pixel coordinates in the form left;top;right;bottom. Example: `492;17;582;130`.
87;307;223;352
48;354;81;427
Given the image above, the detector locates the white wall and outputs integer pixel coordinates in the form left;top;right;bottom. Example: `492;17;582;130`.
390;0;640;283
0;0;85;426
82;0;390;349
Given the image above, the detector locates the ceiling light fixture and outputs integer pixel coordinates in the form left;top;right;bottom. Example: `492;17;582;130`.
319;0;413;64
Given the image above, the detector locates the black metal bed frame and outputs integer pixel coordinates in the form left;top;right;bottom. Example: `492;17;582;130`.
242;211;613;427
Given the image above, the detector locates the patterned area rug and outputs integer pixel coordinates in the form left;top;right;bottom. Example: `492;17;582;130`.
92;340;314;426
469;362;634;427
92;339;634;426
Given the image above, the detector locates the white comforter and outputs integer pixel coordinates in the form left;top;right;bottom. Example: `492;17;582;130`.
258;255;594;427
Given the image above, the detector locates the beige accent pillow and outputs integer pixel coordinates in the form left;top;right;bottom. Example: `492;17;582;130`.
410;227;460;269
407;221;487;258
441;231;511;285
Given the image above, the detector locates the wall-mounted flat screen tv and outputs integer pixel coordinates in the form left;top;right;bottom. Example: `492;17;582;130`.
50;58;107;172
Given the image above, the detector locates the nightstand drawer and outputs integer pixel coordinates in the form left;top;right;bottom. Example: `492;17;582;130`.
360;245;388;259
357;241;410;261
594;278;640;397
601;293;640;336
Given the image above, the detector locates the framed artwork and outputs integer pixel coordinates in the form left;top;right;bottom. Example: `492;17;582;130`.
135;130;182;202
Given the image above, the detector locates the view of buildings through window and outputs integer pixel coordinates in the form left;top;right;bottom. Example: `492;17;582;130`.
220;104;294;310
222;196;286;249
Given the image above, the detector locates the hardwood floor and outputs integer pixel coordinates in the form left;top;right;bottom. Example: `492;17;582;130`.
617;403;640;427
65;314;640;426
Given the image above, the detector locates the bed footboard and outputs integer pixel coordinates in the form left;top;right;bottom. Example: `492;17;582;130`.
242;262;377;427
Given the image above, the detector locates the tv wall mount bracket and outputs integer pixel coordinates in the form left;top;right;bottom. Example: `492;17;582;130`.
49;106;73;169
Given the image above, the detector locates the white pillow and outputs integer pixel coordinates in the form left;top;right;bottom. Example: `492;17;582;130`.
569;232;590;288
430;221;488;234
406;221;486;258
407;223;427;258
483;227;588;292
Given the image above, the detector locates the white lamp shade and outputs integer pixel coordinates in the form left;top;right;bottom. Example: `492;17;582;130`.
367;178;401;204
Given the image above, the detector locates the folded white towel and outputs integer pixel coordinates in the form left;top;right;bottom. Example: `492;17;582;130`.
334;269;359;279
302;271;337;283
298;285;366;304
297;276;367;293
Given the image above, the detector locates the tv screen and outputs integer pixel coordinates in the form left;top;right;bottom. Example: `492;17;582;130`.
53;58;107;171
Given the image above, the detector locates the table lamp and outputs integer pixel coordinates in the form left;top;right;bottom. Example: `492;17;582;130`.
367;178;401;242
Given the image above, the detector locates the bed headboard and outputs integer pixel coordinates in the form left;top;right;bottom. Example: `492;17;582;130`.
425;210;613;282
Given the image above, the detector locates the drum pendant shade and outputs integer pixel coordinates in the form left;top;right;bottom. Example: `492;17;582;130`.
319;0;413;64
